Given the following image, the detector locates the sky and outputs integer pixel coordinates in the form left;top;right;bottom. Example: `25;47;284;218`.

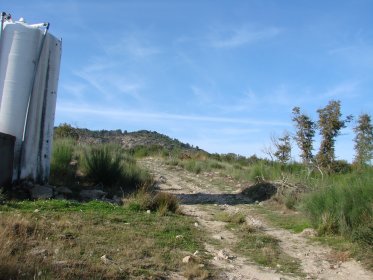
4;0;373;161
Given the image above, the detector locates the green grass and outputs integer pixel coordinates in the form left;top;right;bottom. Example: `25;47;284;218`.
214;211;246;228
234;226;304;276
253;204;311;233
50;138;76;185
0;199;208;279
301;171;373;242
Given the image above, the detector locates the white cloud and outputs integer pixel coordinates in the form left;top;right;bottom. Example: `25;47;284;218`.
73;59;144;101
322;81;360;99
57;104;290;127
107;35;161;58
209;25;281;49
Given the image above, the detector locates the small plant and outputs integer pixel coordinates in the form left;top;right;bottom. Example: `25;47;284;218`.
215;212;246;225
84;144;123;187
152;192;179;215
125;190;179;215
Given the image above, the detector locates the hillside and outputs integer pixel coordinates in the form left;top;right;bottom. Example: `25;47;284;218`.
55;124;198;151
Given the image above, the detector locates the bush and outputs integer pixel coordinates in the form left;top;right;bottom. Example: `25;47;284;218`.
50;138;76;185
183;160;203;174
126;190;179;215
302;172;373;244
84;144;123;187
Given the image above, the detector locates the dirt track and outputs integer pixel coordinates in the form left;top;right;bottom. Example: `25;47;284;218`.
140;158;373;280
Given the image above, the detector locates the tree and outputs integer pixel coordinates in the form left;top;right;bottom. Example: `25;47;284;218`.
353;113;373;167
273;131;292;164
316;100;352;170
54;123;79;140
292;107;316;165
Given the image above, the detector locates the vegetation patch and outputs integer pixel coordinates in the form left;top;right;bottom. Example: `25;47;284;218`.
0;199;207;279
234;227;304;276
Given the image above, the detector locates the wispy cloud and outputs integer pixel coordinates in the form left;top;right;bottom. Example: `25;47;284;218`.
73;59;144;101
57;104;290;127
322;81;360;99
107;35;161;58
209;25;281;49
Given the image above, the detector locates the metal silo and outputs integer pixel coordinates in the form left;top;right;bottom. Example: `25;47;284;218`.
0;13;62;183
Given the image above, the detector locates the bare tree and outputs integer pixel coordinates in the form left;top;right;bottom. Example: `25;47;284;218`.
353;113;373;167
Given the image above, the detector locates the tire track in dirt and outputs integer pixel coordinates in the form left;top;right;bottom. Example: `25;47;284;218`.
140;158;373;280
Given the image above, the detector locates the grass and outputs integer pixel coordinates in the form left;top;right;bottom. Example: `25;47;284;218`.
233;225;304;276
0;199;208;279
301;171;373;241
253;203;311;233
50;138;76;185
49;141;153;198
125;189;180;216
214;211;246;228
83;144;124;187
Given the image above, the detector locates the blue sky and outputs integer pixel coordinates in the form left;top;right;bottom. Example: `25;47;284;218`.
5;0;373;161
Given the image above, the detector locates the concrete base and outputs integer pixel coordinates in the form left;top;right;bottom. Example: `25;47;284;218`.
0;132;15;187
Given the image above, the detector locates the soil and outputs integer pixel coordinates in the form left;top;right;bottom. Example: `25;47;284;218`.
140;157;373;280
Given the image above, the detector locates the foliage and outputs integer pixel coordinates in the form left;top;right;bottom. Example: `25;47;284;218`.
126;189;179;215
316;100;353;171
54;123;79;140
292;107;316;164
83;144;124;187
273;132;292;164
50;138;76;185
301;171;373;245
353;113;373;167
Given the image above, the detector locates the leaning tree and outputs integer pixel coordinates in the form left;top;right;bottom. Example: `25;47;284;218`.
353;113;373;167
316;100;352;171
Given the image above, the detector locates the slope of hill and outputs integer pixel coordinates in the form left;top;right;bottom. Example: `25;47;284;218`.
55;124;198;151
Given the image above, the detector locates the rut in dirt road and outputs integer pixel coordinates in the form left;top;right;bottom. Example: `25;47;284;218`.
140;158;373;280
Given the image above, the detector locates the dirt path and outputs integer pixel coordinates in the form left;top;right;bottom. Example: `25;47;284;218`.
140;158;373;280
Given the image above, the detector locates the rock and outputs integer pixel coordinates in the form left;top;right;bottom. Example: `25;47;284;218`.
56;186;72;195
182;255;193;263
31;185;53;199
54;194;66;200
217;250;235;260
299;228;317;237
158;176;167;183
29;248;48;257
212;234;224;240
80;189;107;201
100;254;113;264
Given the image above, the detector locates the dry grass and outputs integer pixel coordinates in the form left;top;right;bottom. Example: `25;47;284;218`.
0;200;207;279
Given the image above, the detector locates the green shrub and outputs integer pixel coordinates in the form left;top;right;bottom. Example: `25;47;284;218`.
50;138;76;185
152;192;179;215
84;144;123;187
183;160;203;174
126;190;179;215
302;172;373;245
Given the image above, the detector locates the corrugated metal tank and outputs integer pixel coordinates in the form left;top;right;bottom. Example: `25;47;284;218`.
0;19;62;183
